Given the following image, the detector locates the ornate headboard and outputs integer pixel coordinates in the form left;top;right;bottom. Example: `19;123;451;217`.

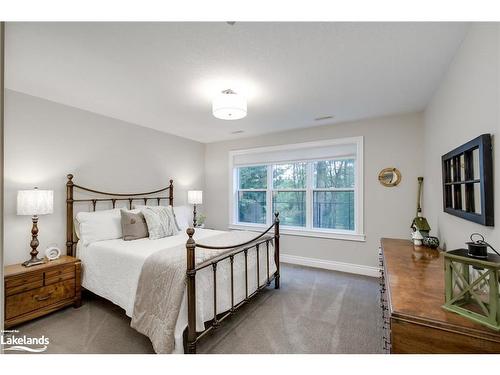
66;174;174;257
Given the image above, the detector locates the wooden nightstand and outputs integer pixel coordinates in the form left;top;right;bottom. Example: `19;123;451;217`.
4;255;82;328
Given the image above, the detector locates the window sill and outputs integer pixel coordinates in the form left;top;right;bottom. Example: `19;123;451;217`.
228;223;366;242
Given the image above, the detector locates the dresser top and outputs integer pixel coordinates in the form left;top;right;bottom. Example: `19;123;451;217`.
4;255;79;278
380;238;500;340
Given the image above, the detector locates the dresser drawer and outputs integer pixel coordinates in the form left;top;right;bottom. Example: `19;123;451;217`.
5;279;76;320
6;279;44;297
45;264;75;280
5;273;43;289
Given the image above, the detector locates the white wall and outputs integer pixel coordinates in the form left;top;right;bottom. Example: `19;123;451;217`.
205;112;424;269
1;22;5;333
424;23;500;250
4;90;205;265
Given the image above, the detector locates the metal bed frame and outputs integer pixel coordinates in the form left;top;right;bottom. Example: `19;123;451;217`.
65;174;280;354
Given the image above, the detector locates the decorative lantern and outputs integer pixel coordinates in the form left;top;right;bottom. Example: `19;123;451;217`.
443;248;500;331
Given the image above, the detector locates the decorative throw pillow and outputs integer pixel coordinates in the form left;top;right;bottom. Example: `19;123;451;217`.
120;209;149;241
141;206;179;240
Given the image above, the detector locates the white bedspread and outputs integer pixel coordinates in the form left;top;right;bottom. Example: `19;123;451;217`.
77;229;277;353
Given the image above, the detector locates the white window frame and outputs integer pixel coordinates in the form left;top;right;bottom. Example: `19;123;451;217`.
228;137;365;242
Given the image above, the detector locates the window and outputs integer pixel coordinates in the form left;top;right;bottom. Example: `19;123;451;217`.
313;159;355;231
237;166;267;224
272;163;306;227
230;137;364;241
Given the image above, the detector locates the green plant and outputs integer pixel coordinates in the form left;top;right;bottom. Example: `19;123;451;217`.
197;214;206;225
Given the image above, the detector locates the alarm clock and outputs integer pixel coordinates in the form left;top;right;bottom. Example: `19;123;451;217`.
45;246;61;261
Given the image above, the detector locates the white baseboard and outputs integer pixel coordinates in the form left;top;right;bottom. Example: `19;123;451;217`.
280;254;380;278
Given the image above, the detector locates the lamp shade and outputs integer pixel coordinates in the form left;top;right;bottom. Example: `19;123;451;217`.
17;188;54;216
188;190;203;205
212;89;247;120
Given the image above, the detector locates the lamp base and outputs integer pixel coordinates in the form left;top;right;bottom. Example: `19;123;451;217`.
22;215;46;267
192;204;197;228
22;257;46;268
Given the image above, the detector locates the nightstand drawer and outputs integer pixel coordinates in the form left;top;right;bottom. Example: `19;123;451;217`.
5;279;76;320
45;271;74;286
5;273;43;289
6;279;44;297
45;264;75;279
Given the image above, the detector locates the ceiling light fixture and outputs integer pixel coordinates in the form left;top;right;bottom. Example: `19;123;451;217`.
212;89;247;120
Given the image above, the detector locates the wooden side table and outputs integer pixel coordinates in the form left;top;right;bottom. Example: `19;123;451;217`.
4;255;82;328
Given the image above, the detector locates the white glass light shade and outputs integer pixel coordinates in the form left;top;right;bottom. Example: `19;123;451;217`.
212;90;247;120
17;188;54;216
188;190;203;205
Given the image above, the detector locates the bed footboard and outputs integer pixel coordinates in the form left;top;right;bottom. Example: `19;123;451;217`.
185;212;280;354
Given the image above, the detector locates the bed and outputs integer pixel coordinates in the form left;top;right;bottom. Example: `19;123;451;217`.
65;174;280;354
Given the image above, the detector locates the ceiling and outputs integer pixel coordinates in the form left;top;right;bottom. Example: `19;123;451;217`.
5;22;468;143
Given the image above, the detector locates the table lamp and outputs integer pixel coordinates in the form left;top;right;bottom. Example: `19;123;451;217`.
187;190;203;227
17;187;54;267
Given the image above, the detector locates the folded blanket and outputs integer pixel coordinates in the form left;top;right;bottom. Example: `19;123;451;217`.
131;230;269;354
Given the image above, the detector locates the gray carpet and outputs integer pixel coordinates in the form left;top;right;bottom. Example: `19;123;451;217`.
8;263;383;354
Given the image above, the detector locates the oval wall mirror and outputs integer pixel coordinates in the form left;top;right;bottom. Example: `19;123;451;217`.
378;167;402;187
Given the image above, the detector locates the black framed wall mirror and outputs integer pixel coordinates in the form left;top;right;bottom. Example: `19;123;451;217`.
441;134;494;226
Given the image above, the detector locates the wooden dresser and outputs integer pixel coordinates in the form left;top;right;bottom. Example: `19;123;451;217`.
4;256;81;328
379;238;500;353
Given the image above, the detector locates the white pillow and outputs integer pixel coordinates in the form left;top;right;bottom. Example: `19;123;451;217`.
140;206;179;240
172;205;192;231
75;208;123;245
